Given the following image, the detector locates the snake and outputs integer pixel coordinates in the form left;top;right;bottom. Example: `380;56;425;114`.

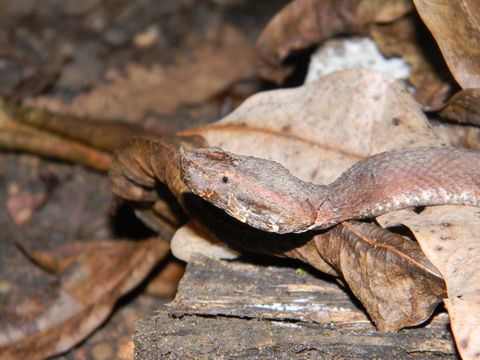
180;147;480;234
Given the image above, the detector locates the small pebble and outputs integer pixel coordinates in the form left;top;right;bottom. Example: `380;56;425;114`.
133;25;160;48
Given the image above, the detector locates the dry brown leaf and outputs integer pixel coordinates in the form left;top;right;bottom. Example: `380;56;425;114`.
377;206;480;360
370;15;452;108
414;0;480;89
24;44;257;122
0;238;169;360
256;0;412;83
5;101;154;152
287;222;446;331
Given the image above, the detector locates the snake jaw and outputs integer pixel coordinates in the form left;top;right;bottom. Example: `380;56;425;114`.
224;195;281;232
226;194;248;223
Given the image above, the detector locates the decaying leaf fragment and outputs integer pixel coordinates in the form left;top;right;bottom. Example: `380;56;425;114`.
414;0;480;89
0;238;169;360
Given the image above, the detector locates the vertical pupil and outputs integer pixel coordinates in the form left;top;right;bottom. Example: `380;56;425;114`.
222;176;228;183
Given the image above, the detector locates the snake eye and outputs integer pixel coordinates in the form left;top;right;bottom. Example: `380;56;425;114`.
222;175;229;183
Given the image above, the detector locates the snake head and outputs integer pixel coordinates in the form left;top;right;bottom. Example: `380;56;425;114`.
180;147;318;234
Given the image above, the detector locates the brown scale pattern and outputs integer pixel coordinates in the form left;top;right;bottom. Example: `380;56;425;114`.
318;147;480;229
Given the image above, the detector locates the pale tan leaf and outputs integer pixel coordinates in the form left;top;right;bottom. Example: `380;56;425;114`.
444;296;480;360
183;69;443;184
24;45;256;122
171;220;239;262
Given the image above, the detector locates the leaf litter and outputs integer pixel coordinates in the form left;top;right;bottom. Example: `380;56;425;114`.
1;0;480;359
0;1;282;358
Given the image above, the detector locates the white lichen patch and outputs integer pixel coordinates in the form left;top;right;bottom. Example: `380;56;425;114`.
305;37;411;83
271;321;302;329
248;302;351;312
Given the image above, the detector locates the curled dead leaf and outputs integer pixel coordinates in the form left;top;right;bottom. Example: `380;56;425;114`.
287;222;446;331
256;0;412;83
438;88;480;126
414;0;480;89
370;14;452;108
377;206;480;360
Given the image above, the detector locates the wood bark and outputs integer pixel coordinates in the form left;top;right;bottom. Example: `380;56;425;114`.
134;255;456;359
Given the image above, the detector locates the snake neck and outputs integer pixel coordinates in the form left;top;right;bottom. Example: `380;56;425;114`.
307;184;343;230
